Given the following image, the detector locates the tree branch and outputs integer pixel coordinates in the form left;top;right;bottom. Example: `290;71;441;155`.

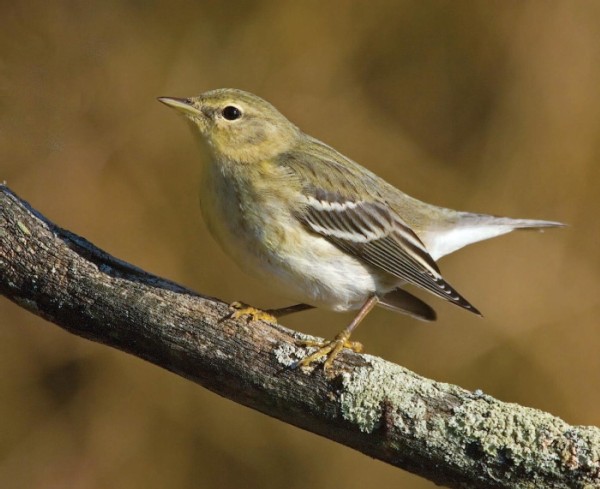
0;184;598;488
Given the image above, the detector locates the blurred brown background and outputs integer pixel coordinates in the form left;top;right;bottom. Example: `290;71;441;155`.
1;1;599;488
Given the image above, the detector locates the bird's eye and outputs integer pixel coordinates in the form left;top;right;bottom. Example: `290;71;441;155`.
222;106;242;121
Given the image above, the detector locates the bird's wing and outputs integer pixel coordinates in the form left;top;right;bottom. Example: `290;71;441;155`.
281;146;480;314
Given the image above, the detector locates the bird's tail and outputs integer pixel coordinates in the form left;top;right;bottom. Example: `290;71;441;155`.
378;288;438;321
474;216;565;230
420;212;565;260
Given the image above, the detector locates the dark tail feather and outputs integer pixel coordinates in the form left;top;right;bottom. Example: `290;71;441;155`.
378;288;437;322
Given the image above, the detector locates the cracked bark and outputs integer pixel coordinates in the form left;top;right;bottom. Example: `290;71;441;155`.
0;184;598;489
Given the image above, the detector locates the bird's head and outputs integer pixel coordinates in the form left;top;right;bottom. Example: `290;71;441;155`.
158;88;300;163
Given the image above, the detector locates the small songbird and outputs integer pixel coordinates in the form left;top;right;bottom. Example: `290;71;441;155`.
158;89;563;371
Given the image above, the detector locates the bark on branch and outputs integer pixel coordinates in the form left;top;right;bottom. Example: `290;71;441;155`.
0;184;598;489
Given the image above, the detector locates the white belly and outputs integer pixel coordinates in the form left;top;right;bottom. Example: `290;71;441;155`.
199;162;391;311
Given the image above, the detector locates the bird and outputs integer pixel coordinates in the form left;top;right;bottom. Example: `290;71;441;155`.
158;88;564;371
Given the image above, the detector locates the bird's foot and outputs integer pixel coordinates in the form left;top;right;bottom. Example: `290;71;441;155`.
227;301;278;323
296;332;363;371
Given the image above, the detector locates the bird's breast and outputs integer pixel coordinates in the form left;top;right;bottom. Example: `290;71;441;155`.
199;160;293;276
198;160;394;310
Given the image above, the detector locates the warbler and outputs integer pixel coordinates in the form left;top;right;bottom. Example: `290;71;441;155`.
158;88;563;371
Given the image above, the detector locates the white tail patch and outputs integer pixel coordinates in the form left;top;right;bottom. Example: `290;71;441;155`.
421;216;564;261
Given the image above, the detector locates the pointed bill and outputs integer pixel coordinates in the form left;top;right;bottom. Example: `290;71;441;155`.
157;97;202;117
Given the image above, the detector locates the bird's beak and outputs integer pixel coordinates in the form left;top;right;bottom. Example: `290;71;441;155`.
157;97;202;117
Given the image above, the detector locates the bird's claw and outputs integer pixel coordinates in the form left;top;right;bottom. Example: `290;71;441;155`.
227;301;278;323
295;333;363;372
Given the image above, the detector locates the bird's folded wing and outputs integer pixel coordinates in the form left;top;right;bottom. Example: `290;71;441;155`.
294;187;481;315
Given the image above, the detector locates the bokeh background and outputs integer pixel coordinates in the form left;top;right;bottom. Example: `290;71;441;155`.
1;1;599;488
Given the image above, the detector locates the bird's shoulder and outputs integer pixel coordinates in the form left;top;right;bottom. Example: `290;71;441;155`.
277;136;387;198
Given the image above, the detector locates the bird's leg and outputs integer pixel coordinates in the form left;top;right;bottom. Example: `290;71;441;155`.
297;295;378;371
228;302;314;323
